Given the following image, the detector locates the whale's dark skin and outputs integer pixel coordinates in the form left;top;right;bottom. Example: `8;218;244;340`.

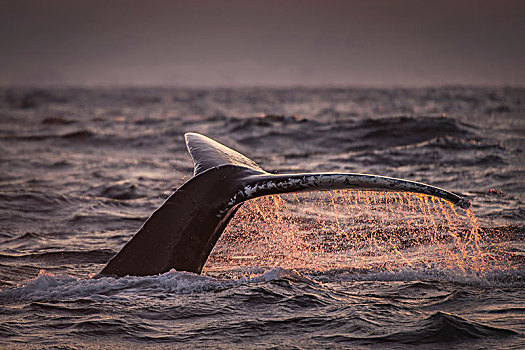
100;133;470;277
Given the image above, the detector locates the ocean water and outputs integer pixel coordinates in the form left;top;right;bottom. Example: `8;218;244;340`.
0;86;524;349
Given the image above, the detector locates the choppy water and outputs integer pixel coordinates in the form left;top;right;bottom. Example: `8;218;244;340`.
0;87;524;349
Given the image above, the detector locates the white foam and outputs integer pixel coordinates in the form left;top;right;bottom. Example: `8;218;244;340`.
316;265;525;288
1;264;522;303
0;267;309;302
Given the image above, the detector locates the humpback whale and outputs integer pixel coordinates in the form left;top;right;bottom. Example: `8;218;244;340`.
100;132;470;277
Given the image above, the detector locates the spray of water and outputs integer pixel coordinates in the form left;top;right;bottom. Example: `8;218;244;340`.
205;191;513;276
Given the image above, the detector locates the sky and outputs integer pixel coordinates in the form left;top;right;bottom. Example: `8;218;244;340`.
1;0;524;87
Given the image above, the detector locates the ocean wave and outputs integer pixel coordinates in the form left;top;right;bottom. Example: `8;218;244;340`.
0;249;114;264
377;311;517;343
0;268;307;302
59;129;95;140
315;311;517;344
2;264;523;304
0;191;76;213
5;129;96;142
231;116;476;156
3;88;69;109
87;181;147;200
41;116;75;125
310;265;525;288
419;136;504;150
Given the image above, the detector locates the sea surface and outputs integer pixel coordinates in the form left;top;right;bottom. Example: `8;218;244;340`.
0;86;524;349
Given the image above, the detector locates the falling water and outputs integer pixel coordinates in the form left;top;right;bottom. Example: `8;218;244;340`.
205;191;513;277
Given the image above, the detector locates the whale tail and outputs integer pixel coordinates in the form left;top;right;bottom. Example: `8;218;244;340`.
100;133;470;277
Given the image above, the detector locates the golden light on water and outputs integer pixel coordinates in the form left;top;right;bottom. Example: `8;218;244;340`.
205;191;512;275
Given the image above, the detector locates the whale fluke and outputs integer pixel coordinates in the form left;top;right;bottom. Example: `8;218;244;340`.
100;132;470;277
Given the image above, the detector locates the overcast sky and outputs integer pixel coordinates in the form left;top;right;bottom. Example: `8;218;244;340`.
1;0;524;87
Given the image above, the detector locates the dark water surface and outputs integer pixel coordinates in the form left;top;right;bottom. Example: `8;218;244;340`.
0;87;524;349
